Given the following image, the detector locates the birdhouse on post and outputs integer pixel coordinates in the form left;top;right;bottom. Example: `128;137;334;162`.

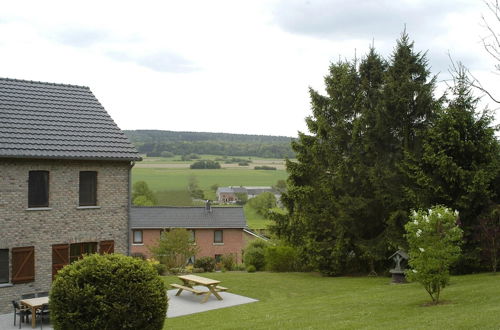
388;250;408;284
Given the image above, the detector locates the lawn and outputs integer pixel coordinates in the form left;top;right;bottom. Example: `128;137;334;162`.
162;272;500;329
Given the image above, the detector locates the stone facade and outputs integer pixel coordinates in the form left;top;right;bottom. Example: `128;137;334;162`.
131;228;250;263
0;158;132;314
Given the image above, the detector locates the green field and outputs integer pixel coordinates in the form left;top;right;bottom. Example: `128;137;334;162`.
139;154;268;164
132;156;288;230
132;168;287;195
162;272;500;329
132;167;286;229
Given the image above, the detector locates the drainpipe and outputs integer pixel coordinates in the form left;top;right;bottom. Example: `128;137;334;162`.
127;161;134;255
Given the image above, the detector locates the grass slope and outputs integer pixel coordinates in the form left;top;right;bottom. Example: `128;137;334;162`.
163;272;500;329
243;204;272;229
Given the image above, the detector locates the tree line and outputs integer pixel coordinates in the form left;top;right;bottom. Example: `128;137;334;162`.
124;130;296;158
271;32;500;276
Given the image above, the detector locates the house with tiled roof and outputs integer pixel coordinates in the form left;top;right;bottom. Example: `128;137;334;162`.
216;186;280;203
0;77;140;314
130;203;263;264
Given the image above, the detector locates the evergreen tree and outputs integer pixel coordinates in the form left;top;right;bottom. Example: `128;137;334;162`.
271;33;440;275
272;59;361;275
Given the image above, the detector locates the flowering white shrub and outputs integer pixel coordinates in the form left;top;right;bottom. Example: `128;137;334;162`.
405;205;463;304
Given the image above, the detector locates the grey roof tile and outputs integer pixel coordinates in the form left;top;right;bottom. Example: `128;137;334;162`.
0;77;141;161
130;206;247;229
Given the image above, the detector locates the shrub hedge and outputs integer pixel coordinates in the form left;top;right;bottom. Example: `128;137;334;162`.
194;256;216;272
244;241;267;271
265;245;299;272
221;254;236;271
50;253;168;330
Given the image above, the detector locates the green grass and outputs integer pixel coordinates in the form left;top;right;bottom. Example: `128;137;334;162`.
141;154;229;164
155;190;194;206
162;272;500;329
141;155;285;164
132;168;287;193
244;204;272;229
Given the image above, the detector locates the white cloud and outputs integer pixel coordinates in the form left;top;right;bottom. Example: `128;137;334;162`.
0;0;497;136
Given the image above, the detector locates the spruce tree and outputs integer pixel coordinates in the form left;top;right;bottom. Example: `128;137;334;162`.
272;33;440;275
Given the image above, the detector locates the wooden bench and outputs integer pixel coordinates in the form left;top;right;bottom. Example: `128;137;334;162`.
215;285;228;292
170;283;206;295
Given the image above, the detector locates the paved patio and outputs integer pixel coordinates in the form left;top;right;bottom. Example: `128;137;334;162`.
0;288;257;328
0;312;52;330
166;286;258;317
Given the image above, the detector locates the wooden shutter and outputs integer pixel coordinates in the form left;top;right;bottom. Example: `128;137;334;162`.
12;246;35;284
52;244;69;280
99;240;114;254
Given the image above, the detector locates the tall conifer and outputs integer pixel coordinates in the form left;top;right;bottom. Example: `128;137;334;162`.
272;33;441;275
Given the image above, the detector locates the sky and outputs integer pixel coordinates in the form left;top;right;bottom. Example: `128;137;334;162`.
0;0;498;137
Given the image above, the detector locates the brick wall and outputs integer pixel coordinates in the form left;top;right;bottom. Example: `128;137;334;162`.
131;228;246;263
130;229;161;258
0;158;131;314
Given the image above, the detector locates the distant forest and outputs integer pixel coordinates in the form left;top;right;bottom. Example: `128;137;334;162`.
124;130;296;158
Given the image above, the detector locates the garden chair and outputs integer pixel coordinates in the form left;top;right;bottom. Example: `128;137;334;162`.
12;300;31;328
38;304;50;330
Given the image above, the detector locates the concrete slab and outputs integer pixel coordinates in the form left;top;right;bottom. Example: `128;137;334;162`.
167;286;258;318
0;288;257;328
0;312;52;330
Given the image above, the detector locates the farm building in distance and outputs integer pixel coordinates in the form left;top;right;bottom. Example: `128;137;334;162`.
130;202;265;263
216;186;280;203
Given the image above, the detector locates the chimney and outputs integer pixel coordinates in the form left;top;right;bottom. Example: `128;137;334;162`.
205;200;212;212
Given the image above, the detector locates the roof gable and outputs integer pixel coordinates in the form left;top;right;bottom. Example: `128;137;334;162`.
0;78;141;161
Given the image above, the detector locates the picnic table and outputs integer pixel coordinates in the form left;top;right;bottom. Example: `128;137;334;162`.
20;297;49;328
171;274;228;303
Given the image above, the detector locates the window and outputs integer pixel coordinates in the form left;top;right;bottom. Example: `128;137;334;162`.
69;242;97;263
0;249;8;284
133;230;143;244
215;254;222;263
79;171;97;206
189;230;196;243
12;246;35;284
28;171;49;208
214;230;223;244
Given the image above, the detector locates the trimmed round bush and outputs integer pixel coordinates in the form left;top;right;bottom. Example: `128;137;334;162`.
194;256;216;272
50;253;168;330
